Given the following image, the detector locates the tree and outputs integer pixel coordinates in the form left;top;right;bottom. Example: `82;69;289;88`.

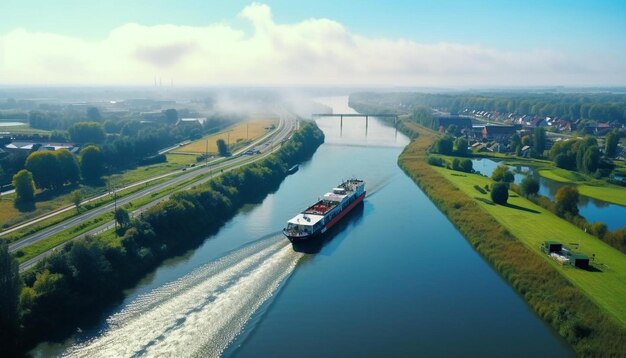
87;107;102;121
533;127;546;156
114;207;130;229
454;137;469;156
69;122;105;143
605;130;620;157
216;139;229;156
491;182;509;205
80;145;104;182
56;149;80;185
555;186;579;216
164;109;178;125
435;136;454;155
446;124;460;136
25;151;59;190
459;158;473;173
509;133;521;152
492;165;514;183
520;176;539;196
70;189;83;211
582;146;600;174
0;243;21;352
12;169;35;203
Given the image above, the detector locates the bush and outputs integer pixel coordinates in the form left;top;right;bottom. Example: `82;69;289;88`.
427;156;443;167
490;182;509;205
459;159;473;173
492;165;514;183
520;177;539;197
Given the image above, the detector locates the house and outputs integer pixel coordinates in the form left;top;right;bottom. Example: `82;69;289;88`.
482;125;517;140
177;118;207;126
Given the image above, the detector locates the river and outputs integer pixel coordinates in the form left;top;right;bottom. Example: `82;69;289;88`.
34;96;572;357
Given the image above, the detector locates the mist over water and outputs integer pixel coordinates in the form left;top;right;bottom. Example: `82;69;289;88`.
65;236;303;357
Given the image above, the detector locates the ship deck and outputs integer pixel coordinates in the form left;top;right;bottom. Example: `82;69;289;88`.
304;200;338;215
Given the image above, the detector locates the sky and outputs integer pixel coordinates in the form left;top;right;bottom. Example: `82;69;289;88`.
1;0;625;87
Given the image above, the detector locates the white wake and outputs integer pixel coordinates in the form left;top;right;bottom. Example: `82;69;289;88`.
64;236;302;358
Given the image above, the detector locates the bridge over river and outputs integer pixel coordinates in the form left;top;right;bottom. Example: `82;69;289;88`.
312;113;399;134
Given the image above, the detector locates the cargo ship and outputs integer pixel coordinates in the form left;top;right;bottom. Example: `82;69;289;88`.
283;179;365;241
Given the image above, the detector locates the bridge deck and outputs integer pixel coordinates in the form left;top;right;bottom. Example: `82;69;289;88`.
312;113;398;117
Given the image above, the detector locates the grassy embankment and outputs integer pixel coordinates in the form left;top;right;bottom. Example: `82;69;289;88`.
398;121;626;356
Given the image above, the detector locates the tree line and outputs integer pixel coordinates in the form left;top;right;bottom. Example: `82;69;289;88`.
350;92;626;124
0;121;325;355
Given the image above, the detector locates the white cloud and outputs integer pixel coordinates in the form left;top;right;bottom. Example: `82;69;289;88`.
0;2;624;86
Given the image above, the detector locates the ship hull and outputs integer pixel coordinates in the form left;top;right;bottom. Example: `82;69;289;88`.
284;192;366;242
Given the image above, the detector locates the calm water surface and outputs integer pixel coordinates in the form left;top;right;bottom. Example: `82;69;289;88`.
37;97;572;357
473;158;626;231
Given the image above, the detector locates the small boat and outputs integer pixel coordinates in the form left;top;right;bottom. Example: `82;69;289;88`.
287;164;299;175
283;179;365;241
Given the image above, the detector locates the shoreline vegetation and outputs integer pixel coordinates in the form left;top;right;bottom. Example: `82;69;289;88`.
0;121;325;356
396;120;626;356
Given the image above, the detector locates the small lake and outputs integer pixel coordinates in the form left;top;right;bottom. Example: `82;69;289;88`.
472;158;626;231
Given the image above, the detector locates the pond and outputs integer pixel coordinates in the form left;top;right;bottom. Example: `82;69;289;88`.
472;158;626;231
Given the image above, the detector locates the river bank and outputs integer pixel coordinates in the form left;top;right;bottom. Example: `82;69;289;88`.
4;122;325;356
397;121;626;356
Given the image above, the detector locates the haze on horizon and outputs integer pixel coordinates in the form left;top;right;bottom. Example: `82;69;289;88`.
1;0;625;87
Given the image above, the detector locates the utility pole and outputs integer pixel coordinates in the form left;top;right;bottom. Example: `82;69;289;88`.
109;179;118;230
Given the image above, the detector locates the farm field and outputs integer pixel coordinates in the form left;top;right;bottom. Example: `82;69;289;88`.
172;118;276;155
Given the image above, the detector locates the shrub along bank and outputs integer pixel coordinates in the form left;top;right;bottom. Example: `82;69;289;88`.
3;121;324;355
397;121;626;357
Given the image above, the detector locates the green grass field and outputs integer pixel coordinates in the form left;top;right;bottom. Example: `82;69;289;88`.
538;168;626;206
435;166;626;326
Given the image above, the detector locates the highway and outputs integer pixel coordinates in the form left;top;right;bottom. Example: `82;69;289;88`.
15;114;297;272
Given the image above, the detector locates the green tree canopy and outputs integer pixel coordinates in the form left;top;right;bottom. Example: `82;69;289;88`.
55;149;80;185
454;137;469;157
490;182;509;205
491;165;514;183
216;139;229;156
0;243;21;351
435;136;454;155
605;130;620;157
25;151;59;190
533;127;546;156
80;145;104;182
114;208;130;229
70;189;83;211
86;107;102;121
12;169;35;203
520;176;539;197
555;186;579;217
69;122;105;143
163;109;178;125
